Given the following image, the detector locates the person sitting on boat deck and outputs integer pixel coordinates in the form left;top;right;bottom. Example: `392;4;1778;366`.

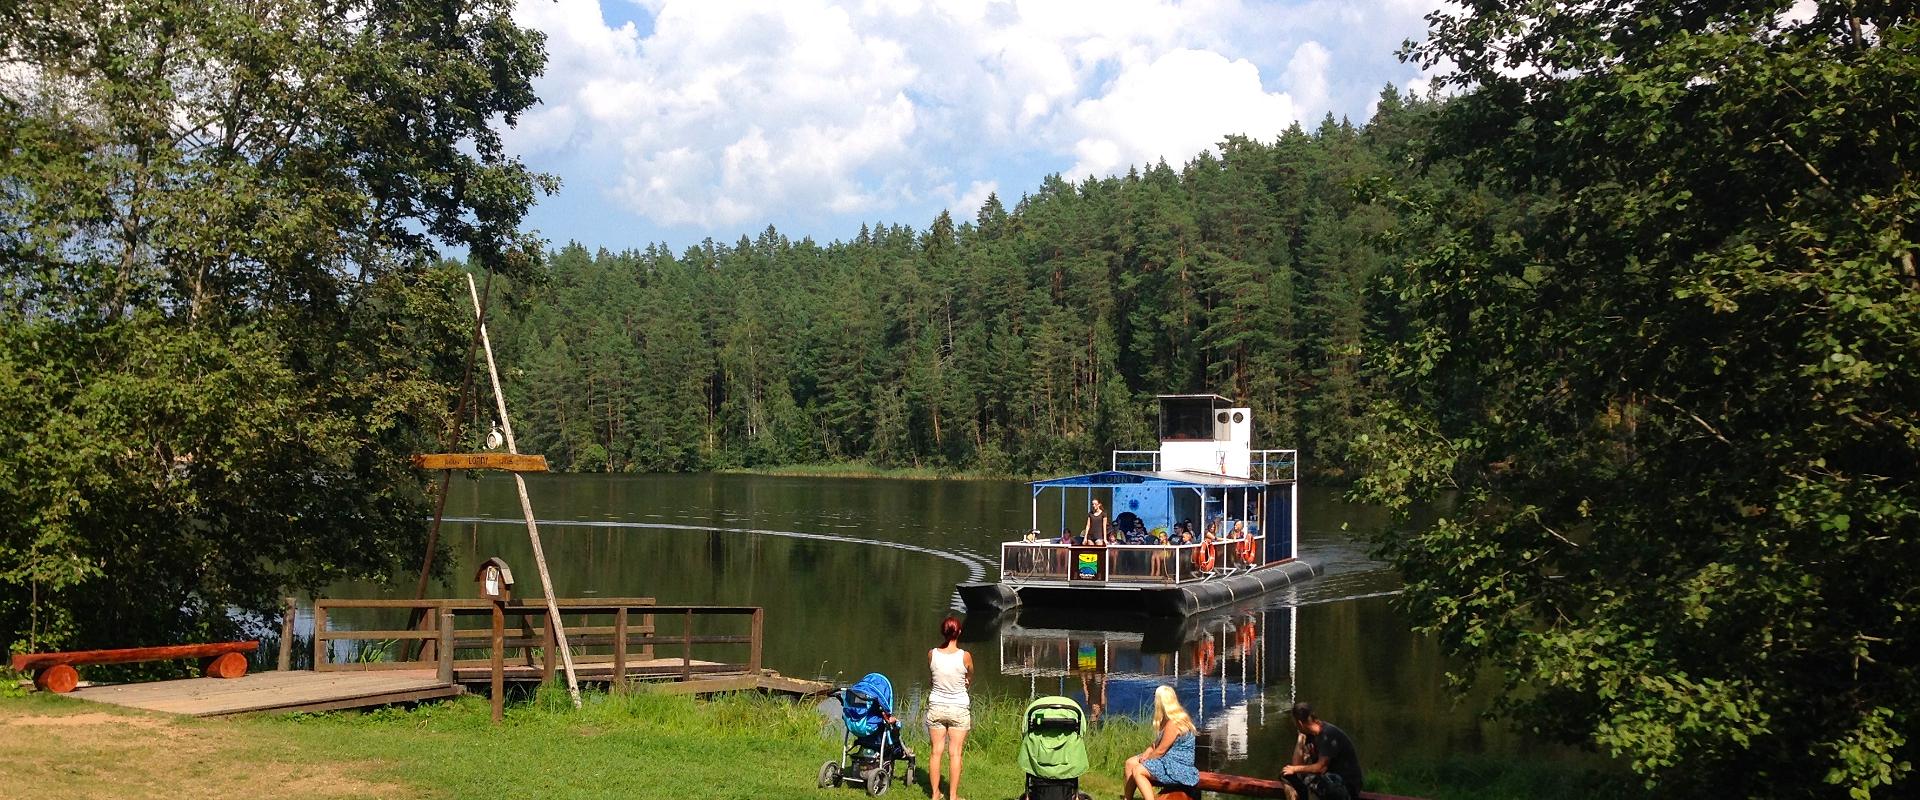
1081;498;1110;545
1279;701;1364;800
1231;520;1258;568
1173;520;1195;544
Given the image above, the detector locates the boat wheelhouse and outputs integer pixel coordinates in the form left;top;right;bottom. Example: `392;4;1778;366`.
959;395;1319;617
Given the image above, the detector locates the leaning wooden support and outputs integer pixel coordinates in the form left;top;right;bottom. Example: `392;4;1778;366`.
467;273;582;708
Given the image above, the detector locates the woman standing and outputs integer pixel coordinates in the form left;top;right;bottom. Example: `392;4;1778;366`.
926;616;973;800
1124;685;1200;800
1081;498;1109;545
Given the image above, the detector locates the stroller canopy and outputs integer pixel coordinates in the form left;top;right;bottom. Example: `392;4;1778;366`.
1017;696;1089;780
842;673;895;738
848;673;895;712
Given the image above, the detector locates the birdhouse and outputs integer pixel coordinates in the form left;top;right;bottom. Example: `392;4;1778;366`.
474;557;515;601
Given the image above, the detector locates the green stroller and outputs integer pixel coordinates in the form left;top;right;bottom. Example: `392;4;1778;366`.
1018;696;1093;800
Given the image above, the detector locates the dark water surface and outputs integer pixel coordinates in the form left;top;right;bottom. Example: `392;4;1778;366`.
323;472;1563;776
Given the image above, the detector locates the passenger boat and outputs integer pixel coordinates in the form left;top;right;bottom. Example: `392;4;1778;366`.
958;394;1320;617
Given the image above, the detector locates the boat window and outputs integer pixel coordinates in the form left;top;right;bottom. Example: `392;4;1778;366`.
1160;398;1217;441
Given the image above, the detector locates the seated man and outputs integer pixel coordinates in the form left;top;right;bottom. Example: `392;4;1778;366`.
1279;702;1363;800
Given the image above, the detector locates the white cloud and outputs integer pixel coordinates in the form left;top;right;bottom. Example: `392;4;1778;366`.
1064;48;1297;178
509;0;1444;236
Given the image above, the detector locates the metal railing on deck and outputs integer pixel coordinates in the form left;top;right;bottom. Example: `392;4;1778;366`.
1252;449;1298;483
1000;536;1267;586
1111;450;1161;471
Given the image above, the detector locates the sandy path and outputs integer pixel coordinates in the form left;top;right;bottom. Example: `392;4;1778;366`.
0;701;405;800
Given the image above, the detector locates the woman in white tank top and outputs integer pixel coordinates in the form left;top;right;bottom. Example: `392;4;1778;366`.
926;616;973;800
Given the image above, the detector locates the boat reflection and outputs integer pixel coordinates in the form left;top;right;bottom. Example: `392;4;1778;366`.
986;604;1298;760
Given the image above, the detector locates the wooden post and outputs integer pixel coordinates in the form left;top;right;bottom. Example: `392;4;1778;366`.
642;611;655;660
277;596;295;671
312;603;328;672
542;614;556;684
437;611;455;684
748;608;764;675
612;607;628;690
468;273;582;708
681;608;693;681
490;602;506;724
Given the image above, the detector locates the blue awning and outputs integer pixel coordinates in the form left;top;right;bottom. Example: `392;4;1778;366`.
1029;470;1269;489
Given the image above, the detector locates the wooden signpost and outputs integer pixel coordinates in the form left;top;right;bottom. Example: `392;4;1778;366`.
411;453;549;472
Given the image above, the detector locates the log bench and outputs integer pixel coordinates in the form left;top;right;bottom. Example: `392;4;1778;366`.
9;641;260;693
1156;771;1426;800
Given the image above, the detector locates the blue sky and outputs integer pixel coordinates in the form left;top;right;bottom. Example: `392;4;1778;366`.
503;0;1444;254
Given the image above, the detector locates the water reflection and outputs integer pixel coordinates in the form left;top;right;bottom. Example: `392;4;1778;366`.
987;604;1298;763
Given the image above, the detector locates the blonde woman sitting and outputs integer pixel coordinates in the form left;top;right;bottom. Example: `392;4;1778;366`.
1123;685;1200;800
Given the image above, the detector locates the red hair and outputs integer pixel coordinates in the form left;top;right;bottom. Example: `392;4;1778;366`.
940;615;962;644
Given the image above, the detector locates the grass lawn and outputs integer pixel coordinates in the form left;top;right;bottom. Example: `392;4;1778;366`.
0;687;1629;800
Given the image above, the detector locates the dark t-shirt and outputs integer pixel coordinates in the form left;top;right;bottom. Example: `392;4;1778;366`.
1309;722;1364;793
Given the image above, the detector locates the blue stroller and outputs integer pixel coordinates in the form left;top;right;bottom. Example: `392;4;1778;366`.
818;672;916;796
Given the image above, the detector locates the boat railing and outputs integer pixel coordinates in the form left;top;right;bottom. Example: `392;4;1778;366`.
1110;450;1160;471
999;536;1267;586
1252;449;1297;483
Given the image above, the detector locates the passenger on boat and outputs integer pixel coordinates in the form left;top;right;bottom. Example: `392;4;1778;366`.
1081;499;1110;546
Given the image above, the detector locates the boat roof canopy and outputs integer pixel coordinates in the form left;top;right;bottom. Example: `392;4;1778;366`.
1153;393;1233;403
1028;469;1269;489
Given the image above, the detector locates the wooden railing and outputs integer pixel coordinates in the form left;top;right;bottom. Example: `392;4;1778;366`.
309;598;765;686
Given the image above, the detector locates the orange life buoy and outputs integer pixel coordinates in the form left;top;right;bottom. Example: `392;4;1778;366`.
1194;543;1216;572
1195;636;1216;673
1236;536;1256;565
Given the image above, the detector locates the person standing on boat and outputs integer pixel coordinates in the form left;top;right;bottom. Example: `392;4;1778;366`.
1081;498;1110;545
1123;685;1200;800
1280;701;1364;800
926;616;974;800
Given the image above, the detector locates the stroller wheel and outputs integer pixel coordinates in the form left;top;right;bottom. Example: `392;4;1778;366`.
817;760;843;789
865;769;891;796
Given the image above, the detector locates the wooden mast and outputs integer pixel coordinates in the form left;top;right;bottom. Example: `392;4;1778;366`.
467;273;583;708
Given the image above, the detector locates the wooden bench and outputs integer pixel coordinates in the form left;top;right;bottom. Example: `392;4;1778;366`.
10;641;260;693
1157;771;1425;800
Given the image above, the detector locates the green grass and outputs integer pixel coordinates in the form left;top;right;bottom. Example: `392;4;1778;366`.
1;686;1630;800
263;688;1150;800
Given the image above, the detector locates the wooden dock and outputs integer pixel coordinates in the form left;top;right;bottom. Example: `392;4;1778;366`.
54;596;828;717
68;669;462;717
64;663;827;717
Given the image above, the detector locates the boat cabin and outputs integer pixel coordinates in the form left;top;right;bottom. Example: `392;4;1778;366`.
1000;395;1298;588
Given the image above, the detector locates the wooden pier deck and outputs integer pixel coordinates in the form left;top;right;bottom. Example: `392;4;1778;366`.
65;663;828;717
68;669;462;717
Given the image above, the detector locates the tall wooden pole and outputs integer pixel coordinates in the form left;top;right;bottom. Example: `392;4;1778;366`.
468;273;582;708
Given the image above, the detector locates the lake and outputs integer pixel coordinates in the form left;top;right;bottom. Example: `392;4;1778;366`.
323;472;1560;776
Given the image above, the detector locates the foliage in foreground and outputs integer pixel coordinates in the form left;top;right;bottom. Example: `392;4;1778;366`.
1359;2;1918;797
0;0;551;651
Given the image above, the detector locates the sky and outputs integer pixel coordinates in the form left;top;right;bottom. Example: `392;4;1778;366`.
503;0;1445;254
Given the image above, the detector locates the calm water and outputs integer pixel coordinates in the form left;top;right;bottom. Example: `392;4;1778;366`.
322;472;1560;775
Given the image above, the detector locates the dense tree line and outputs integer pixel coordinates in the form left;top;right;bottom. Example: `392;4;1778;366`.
489;90;1443;480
